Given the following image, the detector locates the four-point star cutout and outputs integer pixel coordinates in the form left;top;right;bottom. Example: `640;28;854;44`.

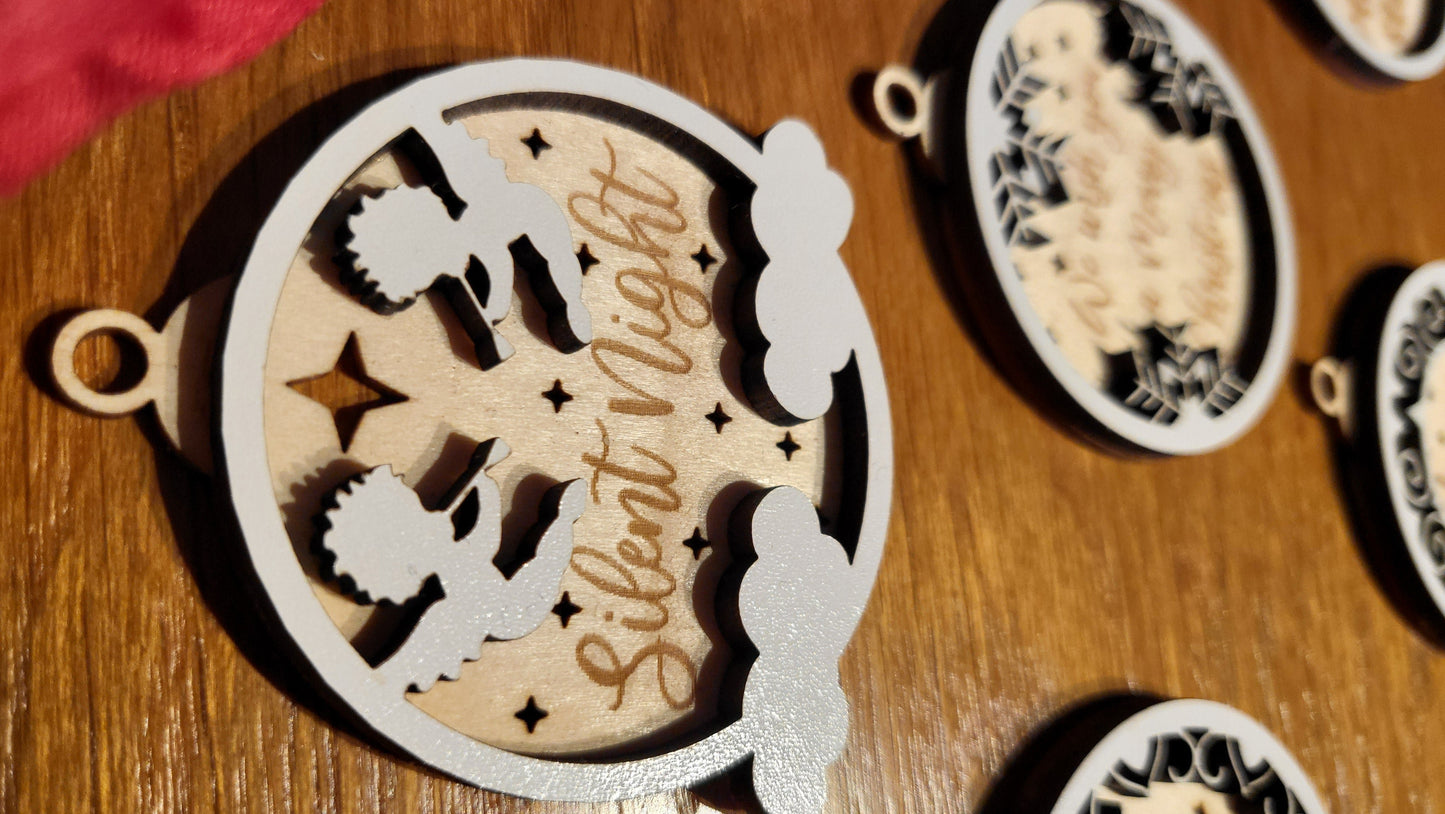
542;380;573;412
576;244;599;275
683;527;710;559
705;402;732;433
777;432;801;461
514;696;548;733
522;128;551;159
287;333;408;452
691;244;717;274
551;592;582;628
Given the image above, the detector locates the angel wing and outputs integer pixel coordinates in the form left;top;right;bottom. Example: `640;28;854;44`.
415;117;593;354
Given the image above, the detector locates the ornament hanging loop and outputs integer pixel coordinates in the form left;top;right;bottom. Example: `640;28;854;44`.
50;309;163;417
44;276;229;472
870;66;939;167
1310;356;1355;439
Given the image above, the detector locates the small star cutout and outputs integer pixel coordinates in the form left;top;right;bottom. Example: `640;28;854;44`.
287;333;408;452
542;379;573;412
1056;85;1069;101
1058;33;1070;50
691;244;717;274
705;402;732;433
1027;44;1040;60
514;696;548;733
552;592;582;628
576;244;599;274
777;432;801;461
1052;254;1067;273
522;128;551;159
683;527;710;559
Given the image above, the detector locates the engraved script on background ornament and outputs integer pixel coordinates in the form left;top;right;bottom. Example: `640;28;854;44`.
995;0;1251;396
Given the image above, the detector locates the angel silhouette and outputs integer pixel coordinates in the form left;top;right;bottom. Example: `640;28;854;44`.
336;117;592;367
317;439;585;693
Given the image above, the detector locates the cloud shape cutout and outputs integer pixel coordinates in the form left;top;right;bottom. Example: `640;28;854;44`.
746;121;869;423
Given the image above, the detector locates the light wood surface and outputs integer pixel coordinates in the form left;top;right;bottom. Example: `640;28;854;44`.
257;108;834;756
1004;0;1252;389
6;0;1445;810
1318;0;1428;53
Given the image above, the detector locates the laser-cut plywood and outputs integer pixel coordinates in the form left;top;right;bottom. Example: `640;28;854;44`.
1001;2;1250;390
1050;701;1327;814
218;61;892;813
872;0;1295;457
1320;0;1431;54
1420;341;1445;503
48;278;231;471
1306;0;1445;80
40;60;891;814
1095;783;1250;814
261;107;838;755
1312;262;1445;629
17;1;1445;811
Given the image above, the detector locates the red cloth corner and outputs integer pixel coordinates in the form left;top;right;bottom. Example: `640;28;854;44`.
0;0;325;196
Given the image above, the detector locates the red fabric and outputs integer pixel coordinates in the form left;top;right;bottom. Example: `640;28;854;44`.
0;0;325;196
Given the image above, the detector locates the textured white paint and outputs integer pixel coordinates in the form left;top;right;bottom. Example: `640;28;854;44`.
218;59;892;812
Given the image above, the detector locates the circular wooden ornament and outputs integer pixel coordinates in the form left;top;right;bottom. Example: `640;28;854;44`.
1313;261;1445;631
1045;700;1328;814
872;0;1296;456
1300;0;1445;81
208;59;892;813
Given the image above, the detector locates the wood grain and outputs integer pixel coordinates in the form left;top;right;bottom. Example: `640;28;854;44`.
3;0;1444;810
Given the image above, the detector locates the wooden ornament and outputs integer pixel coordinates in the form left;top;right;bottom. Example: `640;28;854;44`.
49;59;892;814
47;276;232;471
1052;700;1329;814
1312;261;1445;632
871;0;1296;457
982;698;1328;813
1300;0;1445;81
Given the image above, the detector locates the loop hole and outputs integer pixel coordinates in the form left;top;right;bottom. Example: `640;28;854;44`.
50;310;162;417
873;66;929;140
1310;357;1354;437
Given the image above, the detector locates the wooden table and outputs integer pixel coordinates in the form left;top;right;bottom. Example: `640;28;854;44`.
3;0;1442;810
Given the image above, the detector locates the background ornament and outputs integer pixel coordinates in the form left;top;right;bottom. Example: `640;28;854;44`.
981;698;1329;814
1312;261;1445;636
1295;0;1445;81
869;0;1296;457
1053;700;1328;814
45;59;893;813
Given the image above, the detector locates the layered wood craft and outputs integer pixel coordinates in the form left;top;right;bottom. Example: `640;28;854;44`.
17;0;1445;811
982;698;1326;814
1298;0;1445;80
1311;261;1445;638
46;60;893;813
872;0;1296;456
